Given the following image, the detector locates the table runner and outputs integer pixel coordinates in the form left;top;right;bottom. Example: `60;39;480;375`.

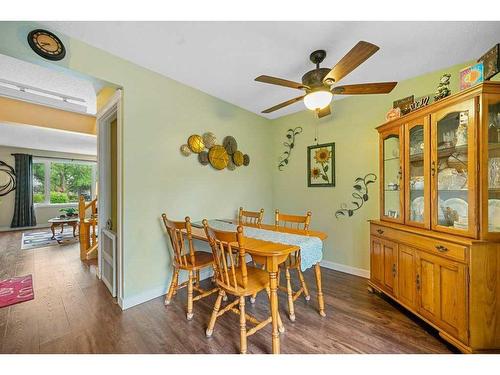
206;220;323;271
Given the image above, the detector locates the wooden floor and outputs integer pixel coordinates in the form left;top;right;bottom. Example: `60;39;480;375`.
0;229;457;354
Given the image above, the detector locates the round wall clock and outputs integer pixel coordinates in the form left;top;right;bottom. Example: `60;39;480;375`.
27;29;66;61
233;151;244;166
208;145;229;170
187;135;205;153
223;136;238;155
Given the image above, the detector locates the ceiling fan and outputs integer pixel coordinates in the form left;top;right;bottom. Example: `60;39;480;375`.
255;41;398;118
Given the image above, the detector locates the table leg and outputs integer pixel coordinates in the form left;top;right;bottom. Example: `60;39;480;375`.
60;223;64;233
314;263;326;317
72;223;77;237
50;224;56;239
269;270;280;354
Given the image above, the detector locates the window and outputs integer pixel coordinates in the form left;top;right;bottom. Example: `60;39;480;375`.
32;158;97;205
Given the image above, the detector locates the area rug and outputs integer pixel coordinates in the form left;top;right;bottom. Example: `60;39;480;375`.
21;227;78;250
0;275;34;308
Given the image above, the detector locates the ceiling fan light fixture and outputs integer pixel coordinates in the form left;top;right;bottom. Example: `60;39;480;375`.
303;90;333;111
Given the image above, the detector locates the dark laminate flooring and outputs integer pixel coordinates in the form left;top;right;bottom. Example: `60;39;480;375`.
0;229;457;354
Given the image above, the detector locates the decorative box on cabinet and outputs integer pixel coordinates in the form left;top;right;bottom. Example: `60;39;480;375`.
369;82;500;353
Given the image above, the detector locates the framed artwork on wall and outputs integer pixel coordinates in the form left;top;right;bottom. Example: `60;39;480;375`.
307;143;335;187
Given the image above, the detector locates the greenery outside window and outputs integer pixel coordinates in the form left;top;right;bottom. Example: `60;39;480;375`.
33;158;97;206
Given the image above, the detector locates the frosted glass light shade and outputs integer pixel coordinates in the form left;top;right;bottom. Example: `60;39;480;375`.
303;90;333;110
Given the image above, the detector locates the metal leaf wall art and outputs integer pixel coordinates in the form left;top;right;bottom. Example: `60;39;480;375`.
278;126;303;171
0;161;16;196
335;173;377;218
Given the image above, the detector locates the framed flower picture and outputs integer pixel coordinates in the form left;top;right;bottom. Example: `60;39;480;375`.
307;143;335;187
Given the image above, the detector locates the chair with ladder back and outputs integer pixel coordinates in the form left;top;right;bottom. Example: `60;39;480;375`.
274;209;312;322
238;207;264;226
162;213;218;320
202;219;284;354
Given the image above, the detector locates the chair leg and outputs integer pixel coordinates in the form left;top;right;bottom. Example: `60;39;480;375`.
239;296;247;354
285;267;295;322
195;269;201;286
266;287;285;333
206;289;224;337
186;270;194;320
297;268;310;301
164;268;179;305
250;292;257;304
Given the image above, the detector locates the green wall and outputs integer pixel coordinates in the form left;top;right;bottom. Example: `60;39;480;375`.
270;61;475;274
0;21;489;306
0;22;275;305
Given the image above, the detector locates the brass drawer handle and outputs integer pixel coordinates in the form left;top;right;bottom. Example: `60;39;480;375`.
376;229;384;235
435;245;448;252
416;274;420;290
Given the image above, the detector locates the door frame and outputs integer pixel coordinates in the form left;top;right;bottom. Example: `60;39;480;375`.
96;89;123;305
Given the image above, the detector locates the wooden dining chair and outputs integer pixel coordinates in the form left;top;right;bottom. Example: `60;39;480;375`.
161;213;218;320
238;207;264;226
275;209;312;322
202;219;284;354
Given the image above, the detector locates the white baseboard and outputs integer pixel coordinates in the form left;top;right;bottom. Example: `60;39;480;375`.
0;223;50;232
320;260;370;279
120;267;214;310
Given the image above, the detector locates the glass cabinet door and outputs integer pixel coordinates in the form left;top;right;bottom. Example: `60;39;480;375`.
485;95;500;237
405;117;430;228
381;128;404;222
431;98;476;237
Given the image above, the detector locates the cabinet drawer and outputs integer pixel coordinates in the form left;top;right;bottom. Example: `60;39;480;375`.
370;224;467;262
414;237;467;263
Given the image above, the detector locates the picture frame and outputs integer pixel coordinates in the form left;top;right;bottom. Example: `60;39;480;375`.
307;142;335;187
478;43;500;81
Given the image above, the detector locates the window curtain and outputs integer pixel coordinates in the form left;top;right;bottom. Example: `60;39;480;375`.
11;154;37;228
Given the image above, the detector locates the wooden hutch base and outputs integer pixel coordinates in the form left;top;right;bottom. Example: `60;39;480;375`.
370;82;500;353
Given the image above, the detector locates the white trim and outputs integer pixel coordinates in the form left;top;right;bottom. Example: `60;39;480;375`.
0;223;50;232
121;267;213;310
96;89;124;308
320;260;370;279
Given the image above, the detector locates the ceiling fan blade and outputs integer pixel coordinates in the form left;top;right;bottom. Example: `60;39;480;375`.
261;95;305;113
255;75;308;90
333;82;398;95
323;41;380;84
317;106;331;118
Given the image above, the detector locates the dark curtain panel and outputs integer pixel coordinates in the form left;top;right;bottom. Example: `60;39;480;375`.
11;154;37;228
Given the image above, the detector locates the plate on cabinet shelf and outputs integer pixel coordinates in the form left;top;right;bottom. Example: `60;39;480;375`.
441;198;468;223
410;197;424;222
488;199;500;231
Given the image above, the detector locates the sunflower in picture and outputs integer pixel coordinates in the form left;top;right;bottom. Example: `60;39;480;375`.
314;148;331;164
311;167;321;180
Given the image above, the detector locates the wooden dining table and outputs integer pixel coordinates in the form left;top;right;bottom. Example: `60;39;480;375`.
189;221;328;354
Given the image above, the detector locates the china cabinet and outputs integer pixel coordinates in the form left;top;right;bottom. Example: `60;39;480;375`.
370;82;500;353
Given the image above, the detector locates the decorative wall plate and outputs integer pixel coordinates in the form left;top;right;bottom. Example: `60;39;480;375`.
180;144;191;156
202;132;217;149
227;159;236;171
0;161;16;196
243;154;250;166
208;145;229;170
233;150;244;166
198;151;209;165
223;136;238;155
188;135;205;153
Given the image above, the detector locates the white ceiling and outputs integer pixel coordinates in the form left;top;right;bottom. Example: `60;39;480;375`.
0;122;97;156
44;21;500;119
0;54;97;114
